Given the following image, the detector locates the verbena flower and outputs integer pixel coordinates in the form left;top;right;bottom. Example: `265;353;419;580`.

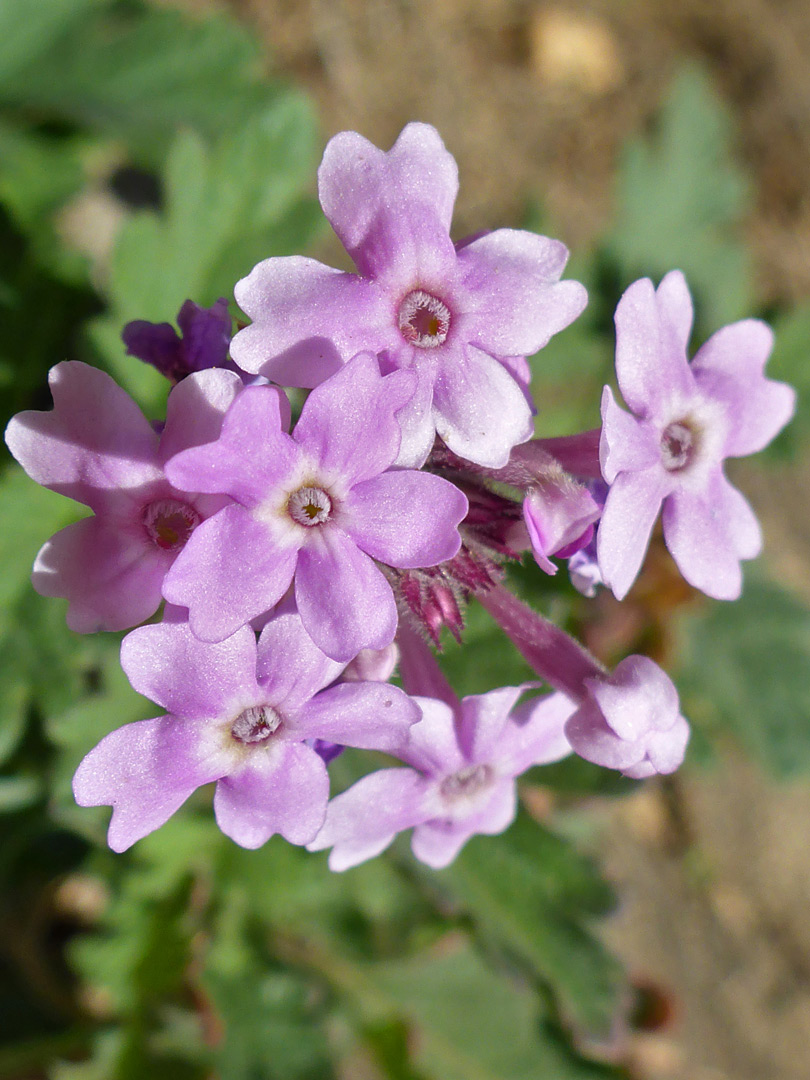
231;123;587;468
309;686;574;870
73;607;420;851
598;271;796;600
163;353;468;660
4;362;246;632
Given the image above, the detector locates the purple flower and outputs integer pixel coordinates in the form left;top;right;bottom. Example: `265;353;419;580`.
163;353;469;661
73;607;420;851
231;123;587;468
598;272;796;600
309;686;575;870
564;656;689;779
4;362;246;632
122;298;236;384
521;468;600;575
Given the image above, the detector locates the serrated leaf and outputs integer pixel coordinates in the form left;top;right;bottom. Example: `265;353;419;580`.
678;577;810;776
438;812;623;1037
608;66;751;327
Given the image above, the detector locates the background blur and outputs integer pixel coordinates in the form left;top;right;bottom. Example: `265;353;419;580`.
0;1;809;1078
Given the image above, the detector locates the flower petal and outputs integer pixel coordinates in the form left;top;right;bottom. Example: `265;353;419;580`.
411;782;517;868
293;353;416;485
455;686;527;763
214;741;329;848
295;528;398;662
32;517;166;633
293;681;419;753
599;385;660;485
256;605;345;711
121;622;261;720
432;345;534;468
662;481;744;600
597;466;669;600
400;696;465;775
158;368;243;464
345;470;466;568
497;692;575;774
163;504;299;642
73;716;227;852
232;257;390;380
458;229;587;355
308;767;431;871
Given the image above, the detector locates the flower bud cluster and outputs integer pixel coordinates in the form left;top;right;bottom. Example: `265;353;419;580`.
4;123;794;867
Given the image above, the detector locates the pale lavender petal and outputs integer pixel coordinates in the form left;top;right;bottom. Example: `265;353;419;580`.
411;782;517;868
33;517;166;633
455;686;527;763
585;656;680;740
655;270;694;354
121;622;261;721
256;606;344;711
599;386;660;485
614;278;694;417
662;482;744;600
644;713;690;774
458;230;587;355
294;354;416;486
214;741;329;848
73;716;228;852
165;386;299;507
293;681;419;752
389;356;440;469
345;471;466;568
564;701;648;771
433;345;534;468
341;643;399;684
496;692;575;774
308;768;431;871
232;257;390;380
158;369;243;464
400;697;465;775
690;320;796;457
597;466;670;600
163;505;299;642
5;362;160;514
295;529;398;662
711;474;762;560
318;124;459;280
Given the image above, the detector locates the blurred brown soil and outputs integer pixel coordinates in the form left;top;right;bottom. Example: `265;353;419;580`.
174;2;810;1076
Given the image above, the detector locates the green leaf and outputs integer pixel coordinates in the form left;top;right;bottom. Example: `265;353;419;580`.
678;577;810;775
760;305;810;457
607;66;752;328
0;0;102;88
438;812;623;1037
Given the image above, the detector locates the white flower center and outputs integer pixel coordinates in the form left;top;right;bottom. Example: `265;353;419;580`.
230;706;282;744
398;290;451;347
440;764;493;801
287;486;332;526
142;498;201;551
660;420;698;472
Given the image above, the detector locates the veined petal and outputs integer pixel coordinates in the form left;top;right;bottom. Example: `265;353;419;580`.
5;361;161;514
33;517;166;633
293;681;419;753
662;483;744;600
597;466;669;600
433;345;534;468
345;470;466;568
295;528;398;662
614;277;695;418
256;605;345;711
163;504;299;642
232;257;391;380
121;622;261;721
690;320;796;457
293;353;416;485
458;229;587;355
73;716;227;852
165;386;300;508
214;742;329;848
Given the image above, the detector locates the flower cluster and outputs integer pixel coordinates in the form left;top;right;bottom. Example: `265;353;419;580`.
5;123;794;868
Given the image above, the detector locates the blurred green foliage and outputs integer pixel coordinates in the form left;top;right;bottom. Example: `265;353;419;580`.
0;2;807;1077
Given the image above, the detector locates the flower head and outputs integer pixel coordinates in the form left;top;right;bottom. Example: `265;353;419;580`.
309;686;574;870
4;362;244;632
231;123;587;468
73;607;419;851
598;271;795;600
